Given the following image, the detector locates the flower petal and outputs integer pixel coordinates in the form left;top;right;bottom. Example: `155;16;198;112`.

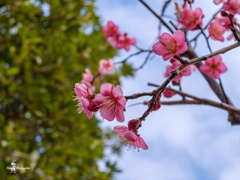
116;107;125;122
123;131;137;143
100;83;114;96
173;30;185;46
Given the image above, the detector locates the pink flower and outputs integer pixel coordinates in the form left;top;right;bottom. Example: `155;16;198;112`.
74;83;99;119
99;59;114;75
164;58;191;84
148;100;161;112
214;0;225;5
163;90;175;98
94;83;126;122
199;55;228;79
190;64;197;71
178;7;203;30
116;33;137;51
214;16;234;31
102;21;120;39
81;69;95;92
152;30;188;61
107;31;122;47
223;0;240;15
114;126;148;151
208;22;226;42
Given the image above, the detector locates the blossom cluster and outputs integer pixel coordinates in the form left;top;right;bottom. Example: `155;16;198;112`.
75;0;238;151
102;21;136;51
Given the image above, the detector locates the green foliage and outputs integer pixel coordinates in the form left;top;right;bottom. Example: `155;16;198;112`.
0;0;122;179
120;63;135;77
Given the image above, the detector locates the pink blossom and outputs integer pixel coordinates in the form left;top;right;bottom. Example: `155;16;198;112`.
163;90;175;98
107;31;121;47
148;100;161;112
199;55;228;79
74;83;99;119
178;7;203;30
102;21;120;39
190;64;197;71
214;0;225;5
99;59;114;75
215;16;237;31
208;22;226;42
227;33;237;41
114;126;148;151
164;58;191;84
116;33;137;51
81;69;95;92
152;30;188;61
94;83;126;122
223;0;240;15
128;119;140;131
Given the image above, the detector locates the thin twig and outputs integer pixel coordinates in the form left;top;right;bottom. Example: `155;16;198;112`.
190;7;222;42
139;0;174;34
135;51;153;71
115;50;152;64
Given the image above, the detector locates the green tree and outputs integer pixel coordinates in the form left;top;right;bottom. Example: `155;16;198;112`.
0;0;129;179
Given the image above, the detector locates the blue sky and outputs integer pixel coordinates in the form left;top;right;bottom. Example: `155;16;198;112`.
95;0;240;180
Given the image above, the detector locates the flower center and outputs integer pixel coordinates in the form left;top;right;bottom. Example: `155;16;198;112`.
210;64;217;70
164;38;178;54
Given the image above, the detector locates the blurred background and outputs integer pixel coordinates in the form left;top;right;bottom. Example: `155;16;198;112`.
1;0;240;180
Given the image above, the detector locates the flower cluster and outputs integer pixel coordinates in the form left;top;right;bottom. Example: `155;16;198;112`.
102;21;136;51
75;83;126;122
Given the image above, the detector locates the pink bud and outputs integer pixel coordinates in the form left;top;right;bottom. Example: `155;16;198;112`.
163;90;175;98
128;119;140;131
87;102;99;112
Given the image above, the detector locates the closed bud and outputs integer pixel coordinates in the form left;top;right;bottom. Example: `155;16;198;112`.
87;102;99;112
128;119;140;131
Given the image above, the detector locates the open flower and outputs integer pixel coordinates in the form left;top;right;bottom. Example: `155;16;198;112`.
102;21;120;39
178;7;203;30
114;125;148;151
152;30;188;61
214;16;235;31
199;55;228;79
116;33;137;51
208;22;226;42
94;83;126;122
223;0;240;15
74;83;99;119
99;59;114;75
164;58;191;84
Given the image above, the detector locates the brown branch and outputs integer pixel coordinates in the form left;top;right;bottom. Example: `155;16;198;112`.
147;83;240;115
125;92;153;100
139;0;174;34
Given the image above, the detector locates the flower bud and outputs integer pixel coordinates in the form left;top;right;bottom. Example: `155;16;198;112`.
87;102;99;112
148;100;161;112
163;90;175;98
128;119;140;131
